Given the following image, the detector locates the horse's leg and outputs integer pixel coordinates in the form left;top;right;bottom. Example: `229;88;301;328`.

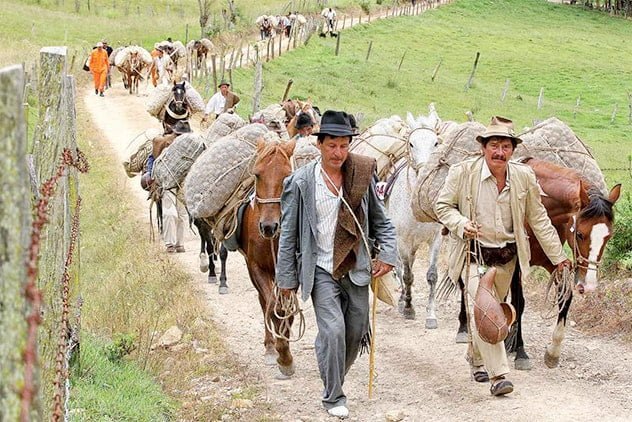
218;244;229;295
425;230;443;329
544;280;573;368
397;251;416;320
455;278;469;343
506;267;532;370
193;219;209;273
206;233;218;285
269;296;295;378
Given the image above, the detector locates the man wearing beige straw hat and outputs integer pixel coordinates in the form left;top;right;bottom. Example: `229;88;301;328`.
435;116;571;396
201;80;240;124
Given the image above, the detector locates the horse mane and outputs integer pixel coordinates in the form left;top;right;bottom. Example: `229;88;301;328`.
580;188;615;221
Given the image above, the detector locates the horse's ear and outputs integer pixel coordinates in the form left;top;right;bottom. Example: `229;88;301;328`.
406;112;415;128
283;138;297;156
579;180;591;207
608;183;622;204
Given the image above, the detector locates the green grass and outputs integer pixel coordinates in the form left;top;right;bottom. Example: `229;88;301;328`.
226;0;632;190
69;335;176;421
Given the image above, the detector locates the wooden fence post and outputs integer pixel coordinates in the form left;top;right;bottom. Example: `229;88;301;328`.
365;41;373;62
431;58;442;82
573;96;581;119
253;61;263;115
610;103;618;124
398;51;406;70
282;78;294;102
0;64;31;422
211;54;217;93
537;87;544;110
500;79;510;103
464;51;480;91
335;32;341;56
628;93;632;124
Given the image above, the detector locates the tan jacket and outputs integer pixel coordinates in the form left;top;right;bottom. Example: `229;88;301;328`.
435;156;566;283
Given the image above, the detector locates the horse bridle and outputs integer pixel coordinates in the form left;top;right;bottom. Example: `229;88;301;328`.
253;145;293;206
166;88;189;119
569;214;602;272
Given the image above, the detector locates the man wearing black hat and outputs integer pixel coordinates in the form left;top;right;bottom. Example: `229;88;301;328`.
276;110;397;419
435;116;570;397
202;80;240;123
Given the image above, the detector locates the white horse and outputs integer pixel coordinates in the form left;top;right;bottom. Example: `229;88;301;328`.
351;107;444;328
386;108;444;328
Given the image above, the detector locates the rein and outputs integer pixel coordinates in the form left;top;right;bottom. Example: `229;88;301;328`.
570;214;602;272
253;144;292;206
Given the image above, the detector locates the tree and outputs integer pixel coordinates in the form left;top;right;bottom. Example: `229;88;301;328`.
197;0;215;38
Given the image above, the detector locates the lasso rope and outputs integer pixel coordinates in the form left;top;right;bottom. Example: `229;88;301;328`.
541;266;575;320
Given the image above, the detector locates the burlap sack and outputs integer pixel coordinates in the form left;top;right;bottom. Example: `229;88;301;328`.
152;133;206;190
203;113;246;146
184;123;277;219
122;139;153;178
514;117;606;195
146;85;172;118
350;116;409;180
292;136;320;169
412;121;485;223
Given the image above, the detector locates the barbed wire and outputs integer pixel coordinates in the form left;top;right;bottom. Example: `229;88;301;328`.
21;148;89;422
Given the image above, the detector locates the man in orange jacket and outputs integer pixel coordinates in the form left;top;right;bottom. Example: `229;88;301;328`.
89;41;109;96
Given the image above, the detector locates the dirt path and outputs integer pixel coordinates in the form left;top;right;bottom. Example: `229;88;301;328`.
85;80;632;421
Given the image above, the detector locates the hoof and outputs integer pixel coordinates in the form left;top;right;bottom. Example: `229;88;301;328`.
425;318;438;329
278;362;295;377
199;253;209;273
399;306;416;320
218;286;229;295
514;358;532;371
544;351;560;368
455;331;469;344
264;351;278;366
208;275;218;284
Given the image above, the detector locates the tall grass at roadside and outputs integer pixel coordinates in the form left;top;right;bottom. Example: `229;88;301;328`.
73;95;274;420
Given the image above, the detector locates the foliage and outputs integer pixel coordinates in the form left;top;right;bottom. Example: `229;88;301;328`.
359;0;372;14
604;193;632;271
69;335;175;421
105;332;137;362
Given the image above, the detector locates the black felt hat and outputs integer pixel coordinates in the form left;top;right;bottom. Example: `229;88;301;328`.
313;110;358;137
218;79;230;88
295;113;314;129
172;120;192;135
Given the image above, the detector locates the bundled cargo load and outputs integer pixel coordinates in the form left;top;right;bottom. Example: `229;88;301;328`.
513;117;606;195
292;135;320;169
350;116;409;180
122;128;162;178
145;81;205;118
203;113;246;146
152;133;206;190
184;124;277;221
411;121;485;223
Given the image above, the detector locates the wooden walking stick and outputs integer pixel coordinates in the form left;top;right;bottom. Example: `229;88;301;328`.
368;275;378;399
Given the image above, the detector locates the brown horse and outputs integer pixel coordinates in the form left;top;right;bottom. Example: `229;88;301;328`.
456;157;621;369
117;51;146;94
285;99;321;138
238;137;297;377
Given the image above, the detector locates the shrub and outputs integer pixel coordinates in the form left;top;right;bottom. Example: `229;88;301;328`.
604;192;632;271
106;332;137;362
359;0;372;14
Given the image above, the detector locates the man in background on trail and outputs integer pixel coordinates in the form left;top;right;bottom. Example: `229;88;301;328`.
101;39;113;89
324;7;337;35
275;110;398;419
201;80;240;124
435;116;571;397
89;41;109;97
294;113;315;138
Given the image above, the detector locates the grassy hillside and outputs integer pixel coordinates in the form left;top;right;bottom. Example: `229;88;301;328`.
228;0;632;190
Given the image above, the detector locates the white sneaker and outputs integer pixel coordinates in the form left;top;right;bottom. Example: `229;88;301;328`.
327;405;349;418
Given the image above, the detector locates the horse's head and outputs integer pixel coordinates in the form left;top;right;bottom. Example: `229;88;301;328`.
405;107;440;166
171;81;187;111
252;138;296;238
568;183;621;294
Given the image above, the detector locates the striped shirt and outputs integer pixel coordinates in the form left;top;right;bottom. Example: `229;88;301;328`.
314;162;342;274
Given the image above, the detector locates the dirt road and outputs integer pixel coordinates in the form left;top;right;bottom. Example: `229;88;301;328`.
83;81;632;421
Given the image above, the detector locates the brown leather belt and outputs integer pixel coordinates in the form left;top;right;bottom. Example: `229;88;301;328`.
471;241;517;266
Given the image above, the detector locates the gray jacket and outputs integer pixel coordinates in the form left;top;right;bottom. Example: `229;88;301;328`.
275;161;398;301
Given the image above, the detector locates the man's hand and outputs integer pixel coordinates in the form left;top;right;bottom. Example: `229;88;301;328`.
372;260;394;278
463;221;481;239
278;287;298;298
556;259;572;272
